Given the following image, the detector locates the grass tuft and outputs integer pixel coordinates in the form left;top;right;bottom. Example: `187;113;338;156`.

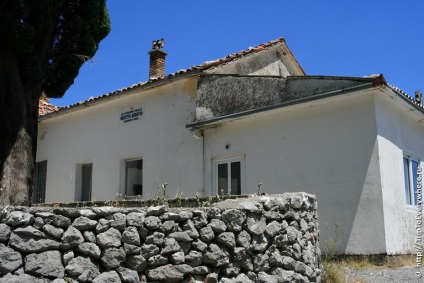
323;262;344;283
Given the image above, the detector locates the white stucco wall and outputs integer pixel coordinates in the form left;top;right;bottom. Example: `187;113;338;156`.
375;93;424;254
37;77;203;202
202;92;386;254
36;45;302;204
205;44;303;76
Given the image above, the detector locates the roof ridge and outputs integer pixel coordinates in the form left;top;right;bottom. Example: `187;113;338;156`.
194;37;287;71
39;37;297;117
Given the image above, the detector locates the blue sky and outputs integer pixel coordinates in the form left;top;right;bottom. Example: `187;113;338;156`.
52;0;424;106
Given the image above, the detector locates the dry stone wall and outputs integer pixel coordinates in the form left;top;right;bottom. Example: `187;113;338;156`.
0;193;321;283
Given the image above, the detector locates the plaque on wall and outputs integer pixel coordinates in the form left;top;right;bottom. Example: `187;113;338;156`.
120;105;143;123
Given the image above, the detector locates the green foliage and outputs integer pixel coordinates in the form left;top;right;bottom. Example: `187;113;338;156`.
160;183;168;197
323;222;341;262
203;195;213;207
215;193;221;202
155;182;169;206
63;274;73;282
220;189;225;199
257;182;263;195
0;0;110;98
175;192;183;207
195;192;201;207
37;192;250;209
322;222;343;283
156;195;168;206
322;264;344;283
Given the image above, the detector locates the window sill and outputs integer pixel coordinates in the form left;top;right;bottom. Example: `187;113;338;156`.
406;204;419;211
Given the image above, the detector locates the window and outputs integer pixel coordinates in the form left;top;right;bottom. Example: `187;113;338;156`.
33;161;47;204
81;164;93;201
403;155;420;206
125;159;143;196
215;157;243;195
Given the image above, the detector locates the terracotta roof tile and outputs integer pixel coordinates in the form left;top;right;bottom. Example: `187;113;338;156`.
38;94;60;116
39;37;297;117
42;39;420;118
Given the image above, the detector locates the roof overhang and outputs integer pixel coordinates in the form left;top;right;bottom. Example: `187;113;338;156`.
385;85;424;115
187;78;383;131
39;37;303;121
38;70;200;122
187;76;424;131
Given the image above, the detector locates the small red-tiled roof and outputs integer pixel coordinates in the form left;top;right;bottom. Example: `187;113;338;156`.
38;94;60;116
39;37;302;118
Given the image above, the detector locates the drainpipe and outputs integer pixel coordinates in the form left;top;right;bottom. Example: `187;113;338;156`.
201;130;205;196
191;128;205;196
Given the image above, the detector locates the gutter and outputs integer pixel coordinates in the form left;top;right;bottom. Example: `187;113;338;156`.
186;82;376;130
39;70;200;122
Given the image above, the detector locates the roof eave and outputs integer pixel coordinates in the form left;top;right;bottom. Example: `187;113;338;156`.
39;37;302;121
186;81;376;130
385;85;424;115
38;70;200;122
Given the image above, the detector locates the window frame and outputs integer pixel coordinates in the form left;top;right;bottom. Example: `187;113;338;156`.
33;160;47;204
81;163;93;202
124;158;143;197
403;154;421;209
213;156;245;196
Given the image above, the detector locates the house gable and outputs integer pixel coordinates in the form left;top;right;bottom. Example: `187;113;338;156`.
38;37;304;121
204;38;305;76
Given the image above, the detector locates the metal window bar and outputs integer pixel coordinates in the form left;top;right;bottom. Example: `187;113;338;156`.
33;161;47;204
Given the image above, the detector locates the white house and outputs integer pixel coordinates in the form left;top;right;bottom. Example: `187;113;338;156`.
36;37;424;255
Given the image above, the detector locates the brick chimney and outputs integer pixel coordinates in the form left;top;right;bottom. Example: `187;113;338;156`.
148;39;167;80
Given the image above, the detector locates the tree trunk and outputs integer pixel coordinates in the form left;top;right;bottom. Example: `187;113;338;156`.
0;48;40;206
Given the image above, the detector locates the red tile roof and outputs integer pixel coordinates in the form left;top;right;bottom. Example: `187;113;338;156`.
39;37;301;118
38;37;421;119
38;94;60;116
